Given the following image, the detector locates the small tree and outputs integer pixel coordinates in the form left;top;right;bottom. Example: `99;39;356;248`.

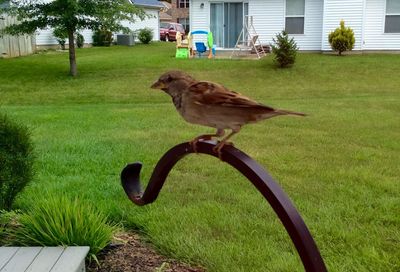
0;0;146;76
328;20;355;56
271;30;298;68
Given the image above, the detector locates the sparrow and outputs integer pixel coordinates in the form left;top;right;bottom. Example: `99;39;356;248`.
151;70;305;158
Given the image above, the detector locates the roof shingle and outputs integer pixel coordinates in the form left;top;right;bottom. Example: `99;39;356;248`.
131;0;163;8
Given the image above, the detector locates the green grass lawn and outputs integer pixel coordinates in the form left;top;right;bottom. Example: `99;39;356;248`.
1;43;399;271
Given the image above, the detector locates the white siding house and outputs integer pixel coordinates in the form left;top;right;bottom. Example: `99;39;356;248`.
35;0;163;48
123;0;163;41
190;0;400;51
321;0;364;50
120;8;161;41
363;0;400;50
36;29;94;48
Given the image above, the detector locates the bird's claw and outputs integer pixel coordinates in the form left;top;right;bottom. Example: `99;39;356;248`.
212;142;233;160
190;136;212;153
190;140;199;153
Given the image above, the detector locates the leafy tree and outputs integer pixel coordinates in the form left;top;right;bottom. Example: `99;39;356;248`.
328;20;355;56
0;0;145;76
271;30;298;68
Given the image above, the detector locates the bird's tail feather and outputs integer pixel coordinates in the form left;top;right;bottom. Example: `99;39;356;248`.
275;109;307;116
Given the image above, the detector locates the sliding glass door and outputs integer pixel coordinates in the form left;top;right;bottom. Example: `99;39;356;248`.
210;3;224;47
210;2;248;48
224;3;243;48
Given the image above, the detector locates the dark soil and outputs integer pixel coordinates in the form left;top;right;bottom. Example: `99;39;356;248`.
87;232;205;272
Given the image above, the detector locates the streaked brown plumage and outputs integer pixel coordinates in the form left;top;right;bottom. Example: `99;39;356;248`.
151;70;305;157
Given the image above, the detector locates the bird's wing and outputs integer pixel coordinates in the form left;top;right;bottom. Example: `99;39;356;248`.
188;81;275;110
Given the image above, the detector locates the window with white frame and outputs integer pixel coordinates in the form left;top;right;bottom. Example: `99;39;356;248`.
178;18;190;33
385;0;400;33
178;0;189;9
285;0;305;34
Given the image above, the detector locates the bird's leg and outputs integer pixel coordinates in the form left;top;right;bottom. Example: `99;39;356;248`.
213;127;241;159
190;129;225;153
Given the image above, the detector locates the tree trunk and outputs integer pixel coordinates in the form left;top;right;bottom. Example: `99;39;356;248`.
68;30;77;76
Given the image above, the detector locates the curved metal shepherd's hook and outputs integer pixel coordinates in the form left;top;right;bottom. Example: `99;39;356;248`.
121;141;327;272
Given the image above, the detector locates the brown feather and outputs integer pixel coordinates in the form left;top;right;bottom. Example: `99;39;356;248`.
274;109;307;116
188;81;275;111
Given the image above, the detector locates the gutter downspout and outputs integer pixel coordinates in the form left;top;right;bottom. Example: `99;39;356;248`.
361;0;366;50
321;0;327;52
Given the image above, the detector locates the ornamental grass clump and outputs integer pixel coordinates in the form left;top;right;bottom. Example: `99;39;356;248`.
0;210;20;246
13;195;118;258
0;113;34;211
328;20;355;55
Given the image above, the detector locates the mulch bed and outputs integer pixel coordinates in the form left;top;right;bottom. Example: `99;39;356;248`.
87;232;205;272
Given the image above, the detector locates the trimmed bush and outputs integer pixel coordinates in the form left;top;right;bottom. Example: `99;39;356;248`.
0;114;34;211
92;29;113;46
76;33;84;48
271;30;298;68
137;28;153;44
328;20;355;56
53;27;68;50
12;195;117;257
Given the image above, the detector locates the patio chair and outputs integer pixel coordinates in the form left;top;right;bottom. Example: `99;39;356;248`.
195;42;207;57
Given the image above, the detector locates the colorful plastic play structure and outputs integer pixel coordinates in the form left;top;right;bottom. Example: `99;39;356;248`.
176;30;215;59
175;31;190;58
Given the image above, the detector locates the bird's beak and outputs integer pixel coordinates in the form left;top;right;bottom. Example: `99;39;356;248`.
150;80;165;90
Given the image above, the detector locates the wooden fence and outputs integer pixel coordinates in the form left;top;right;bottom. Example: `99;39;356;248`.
0;15;35;58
